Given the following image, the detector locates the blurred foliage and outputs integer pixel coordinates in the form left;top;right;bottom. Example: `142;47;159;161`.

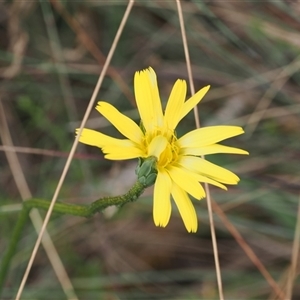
0;0;299;299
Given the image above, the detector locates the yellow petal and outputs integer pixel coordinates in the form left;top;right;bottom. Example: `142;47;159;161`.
178;126;245;148
193;174;227;190
179;85;210;121
164;79;187;130
174;160;228;190
167;166;205;200
96;102;143;144
171;184;198;233
102;146;145;160
134;67;163;131
76;128;144;159
179;156;240;185
76;128;129;148
181;144;249;156
148;135;168;159
153;170;172;227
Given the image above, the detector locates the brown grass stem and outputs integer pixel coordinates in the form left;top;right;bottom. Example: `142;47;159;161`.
176;1;224;299
14;1;135;299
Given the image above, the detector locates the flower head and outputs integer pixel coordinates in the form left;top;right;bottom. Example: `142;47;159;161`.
76;67;248;232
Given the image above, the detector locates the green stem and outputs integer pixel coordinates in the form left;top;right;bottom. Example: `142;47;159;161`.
0;180;146;295
89;180;145;215
23;180;145;217
24;199;90;217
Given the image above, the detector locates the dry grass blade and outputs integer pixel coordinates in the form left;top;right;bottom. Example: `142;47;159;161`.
0;145;102;160
14;1;135;299
0;101;78;300
176;1;224;299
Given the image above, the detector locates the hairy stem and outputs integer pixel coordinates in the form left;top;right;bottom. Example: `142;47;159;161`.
0;180;145;294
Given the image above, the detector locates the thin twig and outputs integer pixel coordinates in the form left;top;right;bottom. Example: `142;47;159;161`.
176;1;224;299
15;1;135;299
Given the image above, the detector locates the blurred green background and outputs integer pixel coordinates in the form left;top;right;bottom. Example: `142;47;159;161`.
0;1;299;299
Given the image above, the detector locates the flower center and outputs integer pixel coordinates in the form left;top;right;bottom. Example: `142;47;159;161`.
159;135;179;168
144;127;179;169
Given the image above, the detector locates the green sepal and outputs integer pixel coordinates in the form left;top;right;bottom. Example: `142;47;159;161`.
136;156;158;187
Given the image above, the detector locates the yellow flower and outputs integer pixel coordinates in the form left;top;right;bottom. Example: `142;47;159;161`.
76;67;248;232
